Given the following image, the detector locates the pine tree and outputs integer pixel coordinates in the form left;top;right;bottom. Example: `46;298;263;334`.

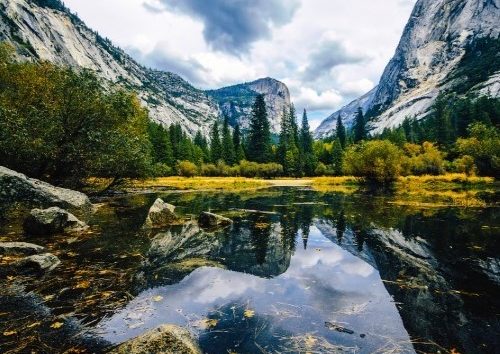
336;115;346;148
221;115;235;165
247;94;272;163
290;104;299;146
300;109;316;176
210;121;222;163
331;138;344;176
194;131;209;162
353;107;366;143
233;124;245;163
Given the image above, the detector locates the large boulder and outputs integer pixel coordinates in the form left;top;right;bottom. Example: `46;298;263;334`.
23;207;88;235
0;242;45;256
110;324;202;354
15;253;61;274
198;211;232;229
0;166;92;215
143;198;178;228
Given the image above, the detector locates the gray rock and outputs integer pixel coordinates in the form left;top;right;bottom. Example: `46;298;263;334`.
144;198;178;228
23;207;88;235
110;324;202;354
15;253;61;274
0;166;92;215
0;242;46;256
198;211;232;229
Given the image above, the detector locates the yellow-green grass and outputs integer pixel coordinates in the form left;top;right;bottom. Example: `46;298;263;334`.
129;177;272;191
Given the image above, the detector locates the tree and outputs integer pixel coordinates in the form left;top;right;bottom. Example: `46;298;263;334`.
233;124;245;163
221;115;235;165
300;109;317;176
331;138;344;176
148;122;174;166
247;94;272;163
336;115;347;149
210;121;222;163
353;107;366;143
194;131;210;162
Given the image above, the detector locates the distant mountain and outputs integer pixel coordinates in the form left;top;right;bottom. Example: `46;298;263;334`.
315;0;500;139
207;77;291;133
0;0;290;137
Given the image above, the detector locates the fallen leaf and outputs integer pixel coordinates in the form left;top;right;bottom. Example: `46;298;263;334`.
75;280;90;289
153;295;163;302
194;318;218;329
50;322;64;329
27;322;41;329
243;309;255;318
44;295;55;302
3;330;17;336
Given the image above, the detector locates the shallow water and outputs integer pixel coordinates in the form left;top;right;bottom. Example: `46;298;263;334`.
1;188;499;353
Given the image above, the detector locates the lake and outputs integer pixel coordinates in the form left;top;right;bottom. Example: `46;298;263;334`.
0;187;499;353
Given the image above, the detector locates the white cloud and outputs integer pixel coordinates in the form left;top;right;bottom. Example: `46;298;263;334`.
64;0;416;120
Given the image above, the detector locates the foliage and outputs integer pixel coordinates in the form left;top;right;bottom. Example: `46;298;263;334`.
221;115;236;165
210;121;222;163
247;94;272;163
300;109;317;176
343;140;403;184
233;124;246;163
239;160;283;178
353;107;367;143
176;161;198;177
336;115;346;149
330;139;344;176
401;142;445;176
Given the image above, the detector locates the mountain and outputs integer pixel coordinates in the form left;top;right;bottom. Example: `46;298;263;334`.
315;0;500;139
0;0;290;137
207;77;291;133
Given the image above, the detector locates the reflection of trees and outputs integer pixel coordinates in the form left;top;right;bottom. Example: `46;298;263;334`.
336;210;346;244
249;216;271;265
280;213;299;253
299;205;314;250
353;227;368;252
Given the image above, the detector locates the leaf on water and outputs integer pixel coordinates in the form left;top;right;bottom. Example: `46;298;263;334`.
243;309;255;318
50;322;64;329
3;330;17;336
67;252;78;257
75;280;90;289
194;318;218;329
26;322;41;329
44;294;55;301
101;291;114;298
153;295;163;302
305;335;317;347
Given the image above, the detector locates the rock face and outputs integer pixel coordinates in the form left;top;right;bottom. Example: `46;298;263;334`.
207;77;291;133
143;198;178;229
315;0;500;138
23;207;87;235
198;212;233;229
15;253;61;274
0;242;46;256
110;324;202;354
0;166;92;214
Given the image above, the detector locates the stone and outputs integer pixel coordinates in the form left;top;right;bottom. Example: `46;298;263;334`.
0;242;46;256
110;324;202;354
198;212;232;229
15;253;61;274
144;198;178;228
23;207;88;235
0;166;92;215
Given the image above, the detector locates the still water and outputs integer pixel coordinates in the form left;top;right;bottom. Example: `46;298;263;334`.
0;188;499;353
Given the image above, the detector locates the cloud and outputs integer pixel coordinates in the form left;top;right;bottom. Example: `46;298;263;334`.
143;0;300;56
293;87;343;111
302;39;367;81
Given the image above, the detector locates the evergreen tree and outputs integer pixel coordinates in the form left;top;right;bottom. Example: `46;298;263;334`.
331;138;344;176
434;95;454;147
148;122;174;166
247;94;272;163
210;121;222;163
233;124;245;162
194;131;209;162
278;106;302;176
290;104;299;146
300;109;317;176
221;115;235;165
353;107;366;143
336;114;347;148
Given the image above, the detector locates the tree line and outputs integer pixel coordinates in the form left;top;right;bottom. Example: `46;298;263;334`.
0;42;498;187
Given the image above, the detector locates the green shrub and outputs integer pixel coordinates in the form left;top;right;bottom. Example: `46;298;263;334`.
201;163;219;176
343;140;403;184
151;163;174;177
177;161;198;177
402;142;445;175
315;162;328;176
452;155;477;176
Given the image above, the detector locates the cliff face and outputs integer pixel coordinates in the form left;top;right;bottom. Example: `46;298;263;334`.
207;77;291;133
315;0;500;138
0;0;290;137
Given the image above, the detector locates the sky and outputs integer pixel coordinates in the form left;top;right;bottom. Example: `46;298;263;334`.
64;0;416;129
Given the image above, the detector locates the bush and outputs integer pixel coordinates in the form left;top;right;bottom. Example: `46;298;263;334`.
453;155;477;176
315;162;328;176
177;161;198;177
151;163;173;177
239;160;283;178
343;140;403;184
402;142;445;175
201;163;219;177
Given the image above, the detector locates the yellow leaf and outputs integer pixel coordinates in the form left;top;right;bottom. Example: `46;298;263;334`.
153;295;163;302
194;318;218;329
44;295;55;301
27;322;41;329
75;280;90;289
243;309;255;318
50;322;64;329
3;330;17;336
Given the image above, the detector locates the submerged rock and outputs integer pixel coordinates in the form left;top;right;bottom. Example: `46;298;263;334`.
110;324;202;354
198;212;232;229
15;253;61;274
0;166;92;215
144;198;178;228
23;207;88;235
0;242;46;256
